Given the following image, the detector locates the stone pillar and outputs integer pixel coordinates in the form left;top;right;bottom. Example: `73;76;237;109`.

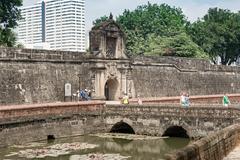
100;33;106;57
92;71;105;100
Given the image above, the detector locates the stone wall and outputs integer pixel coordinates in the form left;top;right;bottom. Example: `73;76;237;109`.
2;47;240;105
132;56;240;97
0;101;105;147
0;48;94;105
165;124;240;160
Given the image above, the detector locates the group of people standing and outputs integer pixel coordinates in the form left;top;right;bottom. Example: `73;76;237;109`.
121;93;142;105
72;89;91;101
73;88;231;107
180;92;231;107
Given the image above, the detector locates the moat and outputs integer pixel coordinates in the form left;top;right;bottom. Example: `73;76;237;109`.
0;133;190;160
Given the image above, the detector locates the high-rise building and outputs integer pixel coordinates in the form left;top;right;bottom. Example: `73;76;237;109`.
18;0;85;52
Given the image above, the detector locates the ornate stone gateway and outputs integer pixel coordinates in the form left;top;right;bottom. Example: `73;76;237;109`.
89;15;135;100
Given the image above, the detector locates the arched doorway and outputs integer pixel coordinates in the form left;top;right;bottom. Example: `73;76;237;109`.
110;121;135;134
162;126;189;138
104;79;119;100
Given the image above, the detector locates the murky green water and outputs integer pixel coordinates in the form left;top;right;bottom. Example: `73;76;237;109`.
0;133;190;160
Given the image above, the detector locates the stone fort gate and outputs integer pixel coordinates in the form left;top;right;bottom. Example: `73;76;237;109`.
2;15;240;105
89;16;135;100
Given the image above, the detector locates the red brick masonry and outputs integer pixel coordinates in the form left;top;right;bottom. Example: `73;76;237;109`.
0;101;105;120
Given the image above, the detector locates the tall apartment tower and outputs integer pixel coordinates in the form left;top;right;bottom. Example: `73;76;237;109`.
18;0;85;52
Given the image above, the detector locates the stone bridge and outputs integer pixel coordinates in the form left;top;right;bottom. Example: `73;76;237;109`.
105;104;240;138
1;102;240;148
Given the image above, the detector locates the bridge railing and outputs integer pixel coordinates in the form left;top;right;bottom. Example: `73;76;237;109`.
0;101;105;123
106;104;240;119
130;94;240;105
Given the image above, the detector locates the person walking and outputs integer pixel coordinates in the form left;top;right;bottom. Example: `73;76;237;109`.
180;92;189;108
122;93;129;105
185;93;190;108
180;92;186;107
137;95;142;105
223;94;230;107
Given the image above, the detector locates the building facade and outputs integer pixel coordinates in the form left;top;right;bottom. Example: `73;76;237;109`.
18;0;85;52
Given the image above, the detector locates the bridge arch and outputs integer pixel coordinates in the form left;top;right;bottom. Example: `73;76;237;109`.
110;121;135;134
162;126;189;138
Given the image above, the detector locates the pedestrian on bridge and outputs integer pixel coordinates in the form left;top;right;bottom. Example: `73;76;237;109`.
122;93;129;105
137;95;142;105
180;92;190;108
223;94;230;107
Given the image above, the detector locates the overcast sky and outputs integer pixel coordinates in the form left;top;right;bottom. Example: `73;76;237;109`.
23;0;240;32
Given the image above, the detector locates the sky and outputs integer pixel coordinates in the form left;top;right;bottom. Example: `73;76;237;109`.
23;0;240;32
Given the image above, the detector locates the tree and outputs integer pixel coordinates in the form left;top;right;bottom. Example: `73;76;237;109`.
0;0;22;47
145;32;208;58
116;3;188;55
187;8;240;65
92;15;108;27
93;3;208;58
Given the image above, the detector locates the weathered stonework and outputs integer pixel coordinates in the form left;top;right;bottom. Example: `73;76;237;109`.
1;18;240;105
132;56;240;97
1;103;240;148
165;124;240;160
89;17;133;100
105;105;240;138
0;101;105;147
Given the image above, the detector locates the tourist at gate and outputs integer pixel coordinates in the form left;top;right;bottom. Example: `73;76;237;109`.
79;89;91;101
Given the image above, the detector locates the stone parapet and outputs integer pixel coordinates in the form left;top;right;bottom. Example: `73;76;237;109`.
0;47;89;61
0;101;105;123
165;124;240;160
133;55;240;72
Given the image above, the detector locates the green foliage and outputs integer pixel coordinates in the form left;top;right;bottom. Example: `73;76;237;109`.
116;3;188;55
187;8;240;65
145;32;208;58
0;28;16;47
93;3;240;62
92;15;108;27
0;0;22;47
93;3;207;58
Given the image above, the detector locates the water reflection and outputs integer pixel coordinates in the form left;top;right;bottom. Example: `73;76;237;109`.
0;133;190;160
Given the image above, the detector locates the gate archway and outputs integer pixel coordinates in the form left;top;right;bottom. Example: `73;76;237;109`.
104;78;119;100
